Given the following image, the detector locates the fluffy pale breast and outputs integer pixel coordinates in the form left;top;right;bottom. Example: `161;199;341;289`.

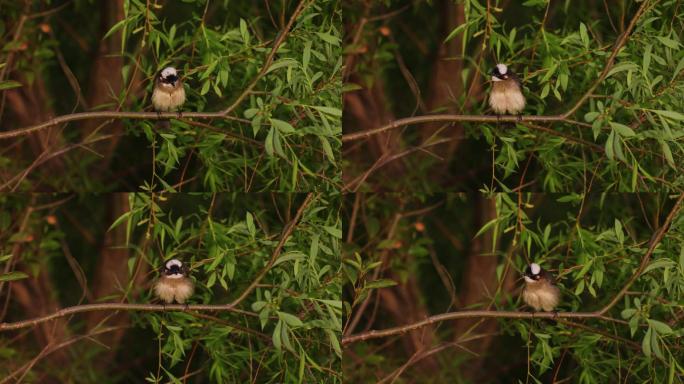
489;84;509;114
154;279;177;303
173;278;194;304
152;85;185;112
489;81;525;115
523;283;559;312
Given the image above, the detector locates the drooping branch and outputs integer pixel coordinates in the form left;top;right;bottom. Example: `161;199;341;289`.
0;0;312;141
343;192;683;346
0;193;316;332
0;303;256;332
228;192;316;307
342;0;653;143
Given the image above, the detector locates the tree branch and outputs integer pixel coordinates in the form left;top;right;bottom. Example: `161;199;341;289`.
228;192;316;307
0;303;257;332
597;192;684;315
221;0;312;116
0;193;316;332
0;0;312;141
0;111;248;140
342;0;654;143
343;192;683;346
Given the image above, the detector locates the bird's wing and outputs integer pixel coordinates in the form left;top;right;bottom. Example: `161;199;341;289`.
510;72;523;89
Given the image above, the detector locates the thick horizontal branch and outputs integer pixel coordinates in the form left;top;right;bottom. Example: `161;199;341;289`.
342;310;608;345
341;114;567;142
0;193;316;333
342;0;652;144
0;111;249;140
343;193;684;347
0;303;256;332
0;0;312;141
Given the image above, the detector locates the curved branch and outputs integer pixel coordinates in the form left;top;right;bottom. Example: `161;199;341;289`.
0;0;312;141
0;303;258;332
342;0;654;143
342;114;566;142
228;192;316;307
597;192;684;315
561;0;653;119
344;192;684;346
342;310;604;345
0;111;249;140
0;193;317;332
221;0;313;116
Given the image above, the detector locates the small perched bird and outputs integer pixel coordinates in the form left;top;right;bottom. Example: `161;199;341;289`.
489;63;525;116
154;259;194;305
522;263;560;312
151;66;185;127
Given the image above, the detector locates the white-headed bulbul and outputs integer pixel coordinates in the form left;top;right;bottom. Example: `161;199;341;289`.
152;66;185;128
489;63;525;117
154;259;194;305
522;262;560;312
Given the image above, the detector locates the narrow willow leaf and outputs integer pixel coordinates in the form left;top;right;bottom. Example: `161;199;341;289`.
0;271;29;282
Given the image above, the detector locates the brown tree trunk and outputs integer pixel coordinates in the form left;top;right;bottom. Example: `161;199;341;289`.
453;196;499;378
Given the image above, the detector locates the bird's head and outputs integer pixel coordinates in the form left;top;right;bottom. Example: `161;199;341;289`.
162;259;188;279
159;67;180;86
524;262;543;283
491;63;510;81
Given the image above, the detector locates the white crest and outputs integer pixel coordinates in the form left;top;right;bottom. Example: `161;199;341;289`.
496;63;508;75
524;276;535;283
530;263;541;275
165;259;183;269
161;67;177;78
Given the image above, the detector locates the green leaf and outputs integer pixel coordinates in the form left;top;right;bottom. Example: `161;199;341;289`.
579;22;589;48
652;110;684;121
647;319;673;335
246;212;255;237
656;36;679;49
270;118;296;134
278;311;303;327
0;271;29;282
265;127;275;156
365;279;397;289
610;122;635;137
316;32;340;46
642;328;652;357
311;105;342;117
0;80;22;90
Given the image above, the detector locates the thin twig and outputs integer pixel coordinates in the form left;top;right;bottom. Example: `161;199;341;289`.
343;192;683;346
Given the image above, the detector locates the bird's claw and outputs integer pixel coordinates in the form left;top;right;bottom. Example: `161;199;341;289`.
517;114;523;122
176;110;183;119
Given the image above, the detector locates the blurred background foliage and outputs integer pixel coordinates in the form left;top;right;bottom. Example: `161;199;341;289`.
343;0;684;192
343;193;684;383
0;192;341;383
1;0;341;192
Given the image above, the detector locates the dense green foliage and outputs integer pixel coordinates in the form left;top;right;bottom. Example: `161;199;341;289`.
343;193;684;383
343;0;684;192
1;0;341;192
0;193;341;383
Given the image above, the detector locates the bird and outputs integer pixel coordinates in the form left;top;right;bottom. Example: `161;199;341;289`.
522;262;560;312
151;66;186;128
153;259;194;305
488;63;525;117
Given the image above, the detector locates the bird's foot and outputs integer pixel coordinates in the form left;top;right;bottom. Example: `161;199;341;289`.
162;303;167;311
156;110;162;119
496;114;501;123
176;110;183;119
552;310;559;319
517;114;523;122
